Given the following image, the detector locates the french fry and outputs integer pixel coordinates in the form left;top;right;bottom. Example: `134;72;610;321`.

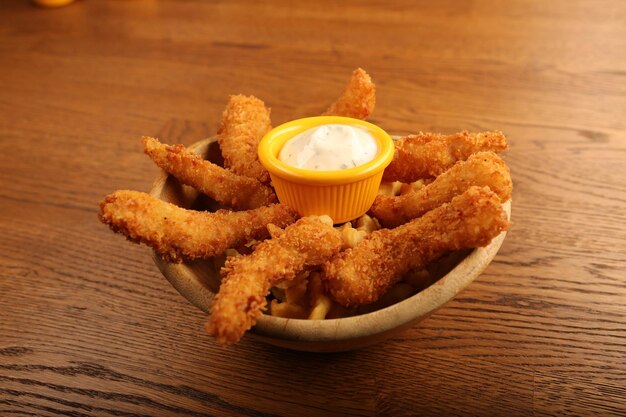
270;300;308;319
308;296;332;320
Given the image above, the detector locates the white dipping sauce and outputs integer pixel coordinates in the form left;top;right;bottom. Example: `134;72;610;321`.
278;124;378;170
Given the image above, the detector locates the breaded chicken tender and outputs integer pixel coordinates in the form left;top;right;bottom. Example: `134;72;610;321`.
323;68;376;120
217;95;272;183
371;152;512;228
98;190;297;263
383;131;508;183
143;136;276;210
205;216;343;344
323;186;509;307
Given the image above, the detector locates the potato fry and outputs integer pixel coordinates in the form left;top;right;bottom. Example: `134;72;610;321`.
400;180;428;195
307;272;333;320
285;275;309;304
377;181;404;196
341;227;367;249
355;214;381;234
307;272;325;306
308;296;333;320
270;300;308;319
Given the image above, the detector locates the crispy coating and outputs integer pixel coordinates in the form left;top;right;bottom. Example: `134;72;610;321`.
143;136;276;210
323;186;509;307
205;216;343;344
371;152;512;228
323;68;376;120
383;131;508;183
217;95;272;183
98;190;297;263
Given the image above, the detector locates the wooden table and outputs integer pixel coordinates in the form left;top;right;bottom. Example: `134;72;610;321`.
1;1;625;415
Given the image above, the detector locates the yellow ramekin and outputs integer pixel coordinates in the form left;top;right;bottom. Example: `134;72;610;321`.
258;116;394;223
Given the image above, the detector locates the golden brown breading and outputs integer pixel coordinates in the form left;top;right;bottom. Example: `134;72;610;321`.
205;216;343;344
323;186;509;307
323;68;376;120
143;136;276;210
217;95;272;183
98;190;297;263
383;131;508;183
371;152;512;228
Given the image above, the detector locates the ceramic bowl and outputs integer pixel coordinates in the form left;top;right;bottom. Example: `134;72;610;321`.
150;136;510;352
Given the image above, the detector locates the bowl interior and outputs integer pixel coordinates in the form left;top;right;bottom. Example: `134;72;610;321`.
150;137;510;352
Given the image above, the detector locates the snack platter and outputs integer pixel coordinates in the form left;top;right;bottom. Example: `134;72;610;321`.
99;68;512;350
149;137;510;351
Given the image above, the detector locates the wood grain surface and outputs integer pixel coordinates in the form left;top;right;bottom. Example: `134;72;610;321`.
0;0;625;416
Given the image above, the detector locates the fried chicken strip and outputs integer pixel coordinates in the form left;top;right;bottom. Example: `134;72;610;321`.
323;186;509;307
371;152;512;228
323;68;376;120
217;95;272;183
383;131;508;183
143;136;276;210
205;216;343;344
99;190;297;263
